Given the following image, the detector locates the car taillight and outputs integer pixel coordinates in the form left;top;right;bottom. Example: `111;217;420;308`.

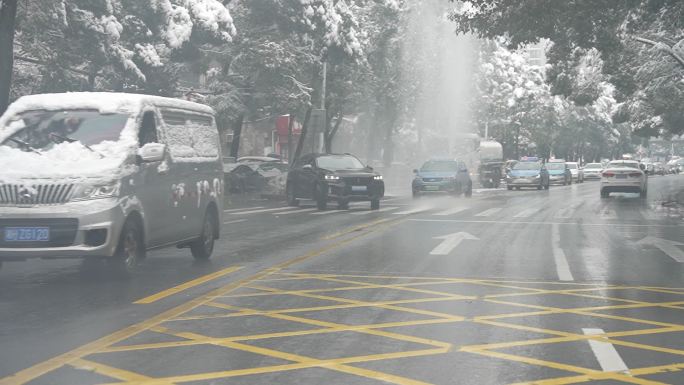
629;172;642;177
602;172;615;177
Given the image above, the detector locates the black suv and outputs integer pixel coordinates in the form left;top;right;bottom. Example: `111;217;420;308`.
286;153;385;210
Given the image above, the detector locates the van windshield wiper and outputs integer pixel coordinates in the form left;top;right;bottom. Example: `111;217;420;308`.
49;133;104;158
8;138;42;155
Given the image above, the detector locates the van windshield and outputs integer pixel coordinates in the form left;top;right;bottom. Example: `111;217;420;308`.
1;109;129;151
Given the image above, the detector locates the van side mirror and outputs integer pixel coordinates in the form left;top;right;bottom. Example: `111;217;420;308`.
138;143;166;163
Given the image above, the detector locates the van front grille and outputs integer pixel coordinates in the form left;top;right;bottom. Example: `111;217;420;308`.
0;184;75;205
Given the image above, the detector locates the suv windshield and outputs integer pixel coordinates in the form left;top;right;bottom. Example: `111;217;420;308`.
513;162;541;170
421;160;459;172
585;163;602;169
1;110;128;151
316;155;365;171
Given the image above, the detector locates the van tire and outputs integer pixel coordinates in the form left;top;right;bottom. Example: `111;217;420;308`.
191;210;217;260
109;219;145;272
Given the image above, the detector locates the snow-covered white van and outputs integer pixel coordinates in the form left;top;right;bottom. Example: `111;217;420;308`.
0;93;223;270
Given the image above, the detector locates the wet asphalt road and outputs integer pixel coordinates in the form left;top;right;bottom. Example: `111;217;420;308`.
1;174;683;385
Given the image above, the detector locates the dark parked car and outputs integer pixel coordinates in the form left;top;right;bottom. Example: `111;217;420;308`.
412;159;473;198
286;153;385;210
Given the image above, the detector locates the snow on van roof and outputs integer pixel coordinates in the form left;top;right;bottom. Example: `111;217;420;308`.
0;92;213;124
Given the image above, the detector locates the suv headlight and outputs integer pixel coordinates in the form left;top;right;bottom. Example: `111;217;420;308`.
325;174;340;181
72;181;121;201
374;175;383;180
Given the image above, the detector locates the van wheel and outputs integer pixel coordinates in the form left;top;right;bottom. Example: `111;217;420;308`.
464;184;473;198
191;211;217;260
109;219;144;271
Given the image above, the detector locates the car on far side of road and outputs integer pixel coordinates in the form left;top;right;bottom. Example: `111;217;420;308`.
582;163;604;180
566;162;584;183
600;160;648;199
286;153;384;210
546;162;572;185
506;159;549;190
652;162;666;176
412;159;473;198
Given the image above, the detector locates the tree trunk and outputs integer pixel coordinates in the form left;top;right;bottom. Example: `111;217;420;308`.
325;110;343;154
0;0;19;116
287;110;295;164
292;107;312;165
230;114;244;159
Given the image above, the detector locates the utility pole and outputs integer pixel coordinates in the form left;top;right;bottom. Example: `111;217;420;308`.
0;0;19;116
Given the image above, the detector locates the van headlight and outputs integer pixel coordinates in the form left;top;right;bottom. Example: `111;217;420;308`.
72;181;121;201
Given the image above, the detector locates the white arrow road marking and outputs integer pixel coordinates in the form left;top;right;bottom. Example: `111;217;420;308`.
514;208;540;218
582;328;630;374
230;207;298;215
475;208;502;217
599;209;617;220
552;223;574;281
434;207;467;216
430;232;479;255
637;236;684;263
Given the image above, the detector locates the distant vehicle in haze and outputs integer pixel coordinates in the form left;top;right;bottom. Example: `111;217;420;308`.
237;156;282;164
505;158;549;190
546;161;572;185
0;93;223;270
652;162;666;176
666;158;682;174
448;133;503;189
412;159;473;198
582;163;604;180
600;160;648;198
565;162;584;183
286;153;384;210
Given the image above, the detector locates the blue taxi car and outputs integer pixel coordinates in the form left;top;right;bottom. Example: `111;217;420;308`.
506;157;550;190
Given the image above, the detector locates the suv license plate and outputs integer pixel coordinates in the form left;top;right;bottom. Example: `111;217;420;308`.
351;186;367;192
4;227;50;242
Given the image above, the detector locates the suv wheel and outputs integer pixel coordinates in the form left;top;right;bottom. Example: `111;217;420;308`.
286;184;299;207
600;189;609;198
191;210;217;260
464;184;473;197
109;219;145;272
371;199;380;210
640;189;647;199
338;199;349;210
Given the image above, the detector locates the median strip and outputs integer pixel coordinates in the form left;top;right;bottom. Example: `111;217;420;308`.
134;266;243;304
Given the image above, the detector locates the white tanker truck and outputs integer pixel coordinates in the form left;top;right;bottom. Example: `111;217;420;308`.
450;133;504;188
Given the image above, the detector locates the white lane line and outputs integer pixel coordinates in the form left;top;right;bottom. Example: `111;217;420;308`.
351;206;399;215
311;210;344;216
273;208;318;215
475;208;502;217
408;219;678;227
393;208;428;215
582;328;630;374
552;223;574;281
223;219;248;225
514;208;540;218
230;207;298;215
433;207;467;216
223;206;264;213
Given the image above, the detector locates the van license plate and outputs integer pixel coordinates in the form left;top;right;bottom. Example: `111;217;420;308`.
4;227;50;242
351;186;367;192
